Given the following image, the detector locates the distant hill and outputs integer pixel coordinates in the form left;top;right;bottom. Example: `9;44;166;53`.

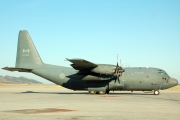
0;75;42;84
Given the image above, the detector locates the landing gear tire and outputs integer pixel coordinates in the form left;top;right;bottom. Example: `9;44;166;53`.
89;91;96;94
106;90;110;94
154;90;160;95
98;91;105;95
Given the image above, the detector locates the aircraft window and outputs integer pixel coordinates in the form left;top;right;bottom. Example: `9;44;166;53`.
158;72;163;75
162;77;166;80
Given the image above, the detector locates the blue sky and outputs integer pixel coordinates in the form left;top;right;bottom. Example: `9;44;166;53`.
0;0;180;83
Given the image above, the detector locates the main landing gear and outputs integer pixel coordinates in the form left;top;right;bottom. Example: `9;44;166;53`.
89;90;110;95
89;91;96;94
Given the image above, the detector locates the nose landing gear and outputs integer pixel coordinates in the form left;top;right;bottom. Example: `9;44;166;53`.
153;90;160;95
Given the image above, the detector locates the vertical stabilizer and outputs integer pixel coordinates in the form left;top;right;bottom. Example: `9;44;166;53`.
15;30;43;68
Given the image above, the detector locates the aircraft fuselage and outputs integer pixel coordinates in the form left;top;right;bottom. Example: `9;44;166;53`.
31;64;177;92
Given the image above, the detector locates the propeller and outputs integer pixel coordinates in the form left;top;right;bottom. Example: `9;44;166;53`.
113;54;125;84
113;54;125;76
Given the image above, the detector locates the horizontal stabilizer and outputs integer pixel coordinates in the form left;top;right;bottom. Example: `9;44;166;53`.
66;58;98;70
2;67;32;72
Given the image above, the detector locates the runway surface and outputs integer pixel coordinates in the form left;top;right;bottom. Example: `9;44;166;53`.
0;85;180;120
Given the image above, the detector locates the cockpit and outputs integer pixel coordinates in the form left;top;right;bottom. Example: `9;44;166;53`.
158;69;178;89
158;69;170;80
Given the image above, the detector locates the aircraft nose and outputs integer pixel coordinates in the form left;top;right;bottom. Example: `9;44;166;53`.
168;78;178;87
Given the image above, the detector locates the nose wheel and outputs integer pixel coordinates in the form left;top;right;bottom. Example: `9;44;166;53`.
153;90;160;95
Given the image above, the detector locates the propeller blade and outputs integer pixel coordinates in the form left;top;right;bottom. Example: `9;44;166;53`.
113;54;125;76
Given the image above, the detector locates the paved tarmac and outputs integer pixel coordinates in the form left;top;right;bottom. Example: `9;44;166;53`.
0;85;180;120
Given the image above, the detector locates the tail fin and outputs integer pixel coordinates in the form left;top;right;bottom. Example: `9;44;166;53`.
15;30;43;68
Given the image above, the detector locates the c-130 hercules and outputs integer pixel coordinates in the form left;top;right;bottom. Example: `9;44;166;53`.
2;30;178;95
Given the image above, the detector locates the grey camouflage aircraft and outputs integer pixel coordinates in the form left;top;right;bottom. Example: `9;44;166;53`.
2;30;178;95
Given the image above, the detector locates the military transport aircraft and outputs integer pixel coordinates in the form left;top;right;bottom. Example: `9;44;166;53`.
2;30;178;95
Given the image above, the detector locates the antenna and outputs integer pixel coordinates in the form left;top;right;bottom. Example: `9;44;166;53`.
117;54;119;66
117;54;118;63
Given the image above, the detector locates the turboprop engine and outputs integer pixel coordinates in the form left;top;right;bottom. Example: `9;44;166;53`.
91;64;125;75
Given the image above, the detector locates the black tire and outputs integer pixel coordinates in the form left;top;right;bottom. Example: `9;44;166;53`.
154;90;160;95
89;91;96;94
106;90;110;94
98;91;105;95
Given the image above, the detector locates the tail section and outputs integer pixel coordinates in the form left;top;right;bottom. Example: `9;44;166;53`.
15;30;43;69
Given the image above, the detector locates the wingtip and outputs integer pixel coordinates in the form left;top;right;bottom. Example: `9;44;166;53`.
65;58;69;61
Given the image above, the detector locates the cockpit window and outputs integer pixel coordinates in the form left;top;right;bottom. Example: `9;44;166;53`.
158;72;164;75
158;70;163;75
158;70;170;79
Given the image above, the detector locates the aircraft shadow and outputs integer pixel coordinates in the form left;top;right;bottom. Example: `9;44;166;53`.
18;91;153;95
19;91;88;95
109;92;154;95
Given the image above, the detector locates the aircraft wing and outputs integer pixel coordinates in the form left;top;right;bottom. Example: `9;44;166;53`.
66;58;98;70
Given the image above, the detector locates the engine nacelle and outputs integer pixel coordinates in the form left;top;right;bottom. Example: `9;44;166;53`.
91;64;124;75
91;64;114;75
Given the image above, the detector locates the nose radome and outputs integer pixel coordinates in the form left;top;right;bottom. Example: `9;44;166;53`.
169;78;178;86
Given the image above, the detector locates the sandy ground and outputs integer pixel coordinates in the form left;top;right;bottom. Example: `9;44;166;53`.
0;85;180;120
